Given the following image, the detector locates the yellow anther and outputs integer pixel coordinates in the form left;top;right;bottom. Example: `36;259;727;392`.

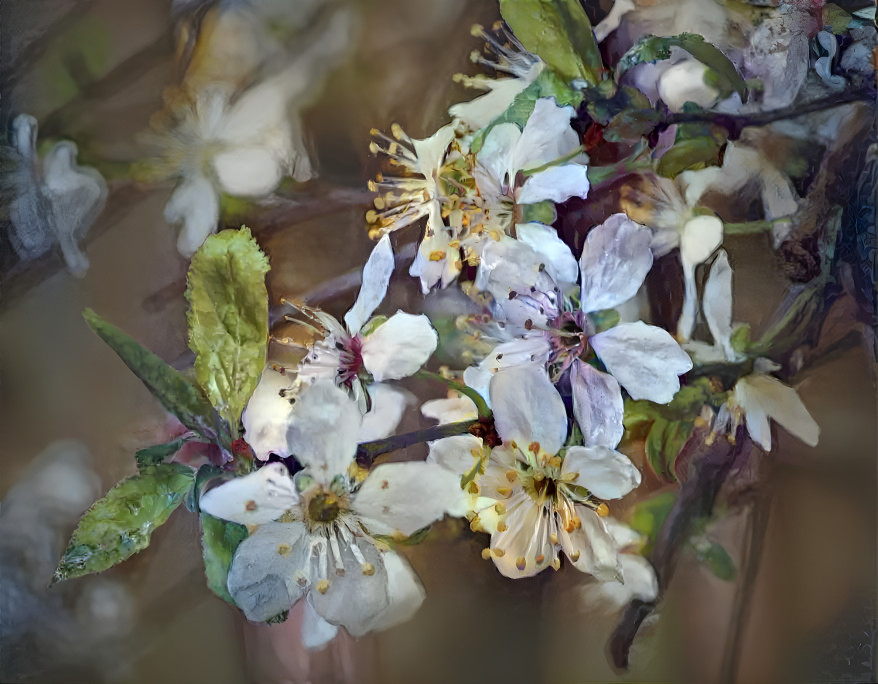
481;548;493;560
549;532;558;545
448;239;460;249
595;503;610;517
492;547;505;558
497;521;508;532
367;180;378;192
470;516;483;532
496;486;511;497
277;543;292;556
368;141;380;155
361;562;375;576
573;516;582;530
373;196;386;210
467;481;480;495
505;470;518;483
535;554;545;564
494;502;506;515
547;456;562;469
551;557;561;571
391;122;404;140
391;530;408;542
316;579;330;594
569;550;581;563
515;557;527;571
366;209;378;223
429;250;446;261
470;23;484;37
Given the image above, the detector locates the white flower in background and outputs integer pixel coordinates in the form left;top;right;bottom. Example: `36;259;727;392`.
696;251;819;451
201;381;467;645
467;365;641;579
7;114;107;277
473;97;589;225
449;23;543;132
294;235;438;402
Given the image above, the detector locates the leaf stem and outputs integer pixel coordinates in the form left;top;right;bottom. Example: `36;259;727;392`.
415;370;492;419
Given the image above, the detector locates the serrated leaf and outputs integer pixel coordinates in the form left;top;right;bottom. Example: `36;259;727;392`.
135;437;195;470
500;0;603;85
693;538;737;581
617;33;747;101
186;227;270;437
53;464;195;583
83;309;227;445
201;513;248;604
629;491;677;553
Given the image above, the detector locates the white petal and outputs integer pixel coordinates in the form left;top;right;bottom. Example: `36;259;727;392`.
515;222;578;284
426;435;484;476
591;321;693;404
489;491;554;578
411;124;456;176
474;123;520;200
490;364;567;455
164;174;219;257
363;551;426;633
603;517;645;549
227;522;309;622
360;312;437;381
357;383;411;442
657;59;719;112
735;374;819;450
200;463;298;525
464;336;551;407
579;213;654;313
703;250;735;361
512;98;579;173
570;360;624;449
561;446;641;500
353;462;468;536
344;235;394;334
242;368;295;460
286;381;360;483
301;596;339;650
213;145;283;196
421;396;478;424
450;74;533;130
517;163;590;205
593;0;634;42
558;507;620;580
680;215;723;270
582;554;657;611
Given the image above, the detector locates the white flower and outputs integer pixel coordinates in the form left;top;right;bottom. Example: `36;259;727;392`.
8;114;107;277
201;381;467;644
469;365;641;580
296;235;438;396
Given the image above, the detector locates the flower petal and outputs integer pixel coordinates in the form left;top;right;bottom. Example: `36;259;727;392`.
735;374;819;450
363;551;426;633
358;383;411;443
353;462;468;536
517;163;590;205
411;124;456;176
227;522;309;622
562;446;641;500
678;215;723;340
213;145;283;196
421;396;478;424
474;122;520;200
570;360;624;449
463;336;551;407
302;596;339;650
515;222;579;284
360;312;438;381
286;381;360;483
344;234;394;335
579;213;654;313
489;491;554;578
591;321;693;404
200;463;298;525
490;364;567;455
426;434;484;477
558;507;620;580
164;174;219;258
242;368;295;460
512;98;579;173
703;250;735;361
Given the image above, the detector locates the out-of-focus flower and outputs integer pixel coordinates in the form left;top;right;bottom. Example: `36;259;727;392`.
201;381;467;645
7;114;107;277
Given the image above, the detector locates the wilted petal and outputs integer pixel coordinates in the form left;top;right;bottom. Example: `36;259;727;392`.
286;381;360;482
354;462;468;536
489;491;554;578
579;213;654;313
562;446;641;500
200;463;298;525
227;522;309;622
302;596;339;650
517;163;590;205
360;312;438;381
703;250;735;361
515;222;578;284
735;373;819;451
570;360;624;448
582;554;658;611
344;235;394;335
490;364;566;455
243;368;295;460
164;173;220;257
678;215;723;340
591;321;693;404
558;507;620;580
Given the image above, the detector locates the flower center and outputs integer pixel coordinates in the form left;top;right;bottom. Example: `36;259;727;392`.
336;335;364;388
308;491;341;523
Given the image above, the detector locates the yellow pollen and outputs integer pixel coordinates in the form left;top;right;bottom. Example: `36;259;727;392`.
361;562;375;576
368;141;379;155
366;209;378;223
391;122;404;139
277;543;292;556
467;481;480;495
497;521;508;532
470;517;483;532
549;532;558;545
505;470;518;483
448;239;460;249
595;503;610;517
373;196;386;210
515;557;527;571
551;557;561;571
496;486;511;497
547;456;562;469
481;548;492;560
535;554;545;564
391;530;408;542
316;579;330;594
528;442;541;455
492;547;505;558
429;250;447;261
570;550;581;562
574;516;582;530
494;503;506;515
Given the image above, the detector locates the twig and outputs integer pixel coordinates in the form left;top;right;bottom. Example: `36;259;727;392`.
355;419;478;466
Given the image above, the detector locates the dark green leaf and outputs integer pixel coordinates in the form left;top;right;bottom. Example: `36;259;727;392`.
693;538;737;580
83;309;227;444
186;464;227;513
53;464;195;583
500;0;603;85
657;135;724;178
201;513;248;604
186;227;270;436
520;200;557;225
644;417;674;481
603;108;663;143
135;437;195;470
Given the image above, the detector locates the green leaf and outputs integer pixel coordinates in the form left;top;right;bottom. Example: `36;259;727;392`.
729;323;752;355
603;108;663;143
693;538;737;581
186;464;227;513
644;417;674;481
201;513;248;604
617;34;747;101
520;200;557;224
186;227;271;437
629;491;677;553
83;309;227;444
822;4;852;33
53;464;195;583
135;437;195;470
588;308;621;333
500;0;602;85
657;135;724;178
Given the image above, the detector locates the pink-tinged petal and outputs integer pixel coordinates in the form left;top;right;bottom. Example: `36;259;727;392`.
579;213;654;313
561;446;641;500
344;235;394;335
591;321;693;404
200;463;298;525
570;360;624;449
361;312;438;381
490;364;567;455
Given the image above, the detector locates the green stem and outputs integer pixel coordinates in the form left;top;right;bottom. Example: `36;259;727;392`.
415;370;492;419
355;419;479;465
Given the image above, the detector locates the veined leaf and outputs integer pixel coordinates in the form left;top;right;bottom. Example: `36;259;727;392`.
186;227;270;437
500;0;603;85
201;513;248;604
53;464;195;583
135;436;196;470
617;33;747;101
83;309;226;444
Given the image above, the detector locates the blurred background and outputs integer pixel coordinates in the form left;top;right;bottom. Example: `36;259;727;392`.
0;1;874;682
